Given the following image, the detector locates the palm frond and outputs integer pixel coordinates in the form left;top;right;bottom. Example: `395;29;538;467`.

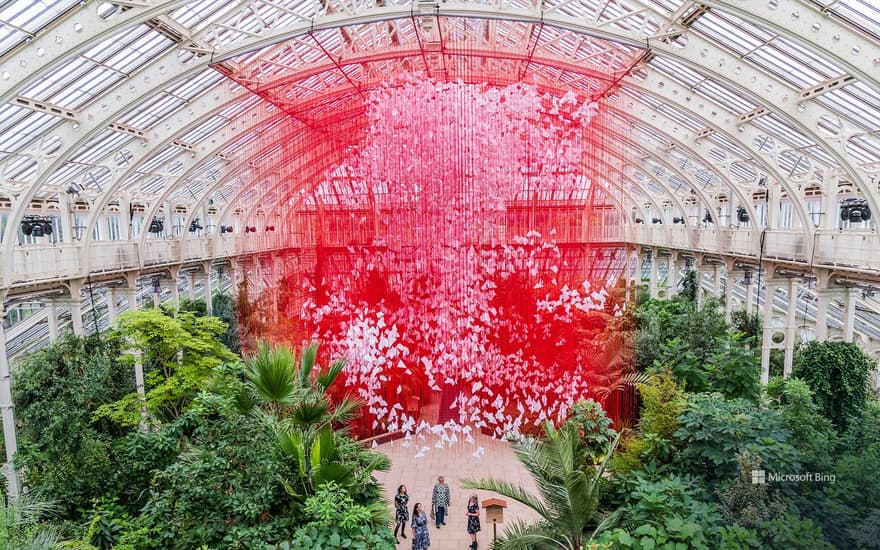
317;358;347;392
299;342;319;388
291;400;331;426
244;343;298;408
329;395;362;424
492;519;569;550
461;478;552;521
589;508;624;540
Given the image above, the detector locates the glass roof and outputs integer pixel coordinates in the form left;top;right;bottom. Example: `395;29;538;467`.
0;0;877;338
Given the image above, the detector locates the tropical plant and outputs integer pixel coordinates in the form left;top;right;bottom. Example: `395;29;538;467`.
637;369;685;440
766;377;836;470
93;308;237;427
244;342;358;426
598;517;708;550
674;393;799;483
793;340;873;432
463;420;623;549
284;481;394;550
12;334;134;518
716;451;786;529
244;342;386;500
0;492;62;549
136;392;301;549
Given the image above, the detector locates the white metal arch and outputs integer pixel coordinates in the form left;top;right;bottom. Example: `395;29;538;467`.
0;1;876;278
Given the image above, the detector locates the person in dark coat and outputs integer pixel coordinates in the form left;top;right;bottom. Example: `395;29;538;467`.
394;484;410;543
466;493;481;549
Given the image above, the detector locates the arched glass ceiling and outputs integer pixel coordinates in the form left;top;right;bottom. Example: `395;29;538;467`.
0;0;876;252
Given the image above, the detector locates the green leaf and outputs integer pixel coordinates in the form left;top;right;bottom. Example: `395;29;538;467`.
665;516;683;533
679;523;699;538
634;524;657;537
640;536;656;550
617;531;633;546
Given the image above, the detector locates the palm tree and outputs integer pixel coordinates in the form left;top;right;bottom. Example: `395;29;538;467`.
244;342;381;497
243;341;359;426
463;421;623;550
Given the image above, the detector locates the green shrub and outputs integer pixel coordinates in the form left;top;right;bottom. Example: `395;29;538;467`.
638;369;686;439
793;340;873;432
12;334;134;518
674;393;799;483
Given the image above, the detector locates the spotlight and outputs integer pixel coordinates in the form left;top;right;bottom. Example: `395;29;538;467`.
220;225;233;234
148;217;164;234
189;218;203;232
736;206;750;223
244;226;257;233
840;197;871;223
634;218;644;224
703;210;714;224
673;216;685;224
265;225;275;232
21;215;54;237
651;218;662;224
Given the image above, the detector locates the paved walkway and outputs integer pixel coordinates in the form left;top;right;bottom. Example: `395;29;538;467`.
374;428;542;550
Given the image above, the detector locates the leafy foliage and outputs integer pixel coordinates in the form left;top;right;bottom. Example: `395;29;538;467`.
0;493;62;549
463;415;624;549
136;392;300;549
766;377;836;470
634;297;728;371
637;370;685;440
598;516;708;550
93;308;237;427
674;393;799;483
285;481;395;549
793;340;873;432
12;334;134;518
716;451;786;528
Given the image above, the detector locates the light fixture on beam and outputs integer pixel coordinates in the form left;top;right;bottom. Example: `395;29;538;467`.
21;215;54;237
148;217;164;234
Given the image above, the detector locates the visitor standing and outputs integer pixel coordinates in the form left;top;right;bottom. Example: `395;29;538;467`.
411;502;431;550
466;493;481;549
394;484;410;543
431;476;451;528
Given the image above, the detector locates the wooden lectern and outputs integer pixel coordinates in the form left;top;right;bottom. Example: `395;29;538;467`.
482;498;507;541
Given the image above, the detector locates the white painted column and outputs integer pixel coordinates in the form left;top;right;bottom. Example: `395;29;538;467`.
761;281;780;385
814;289;832;341
122;286;138;313
666;256;677;298
132;347;147;430
46;298;59;342
169;271;180;311
784;278;798;377
713;264;723;299
68;281;85;337
649;251;659;299
843;287;858;342
0;311;21;498
187;272;196;300
204;268;214;316
106;288;118;325
745;277;756;318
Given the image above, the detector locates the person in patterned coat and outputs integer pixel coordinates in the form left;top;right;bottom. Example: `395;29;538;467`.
393;484;410;543
411;502;431;550
431;475;451;528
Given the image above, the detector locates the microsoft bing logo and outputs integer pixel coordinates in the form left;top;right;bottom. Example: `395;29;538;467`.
751;469;766;485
